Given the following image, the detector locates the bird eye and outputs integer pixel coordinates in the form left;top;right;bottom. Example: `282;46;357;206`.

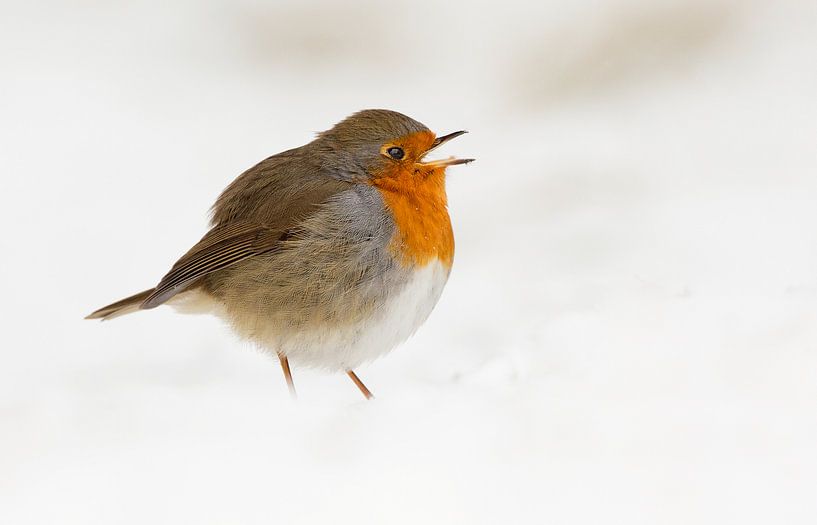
386;147;405;160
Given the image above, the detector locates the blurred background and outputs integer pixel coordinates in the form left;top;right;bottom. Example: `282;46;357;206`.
2;0;816;523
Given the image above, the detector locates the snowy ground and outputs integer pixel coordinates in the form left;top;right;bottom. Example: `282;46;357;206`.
2;0;817;523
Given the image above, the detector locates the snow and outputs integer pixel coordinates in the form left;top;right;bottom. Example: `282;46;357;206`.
2;0;816;523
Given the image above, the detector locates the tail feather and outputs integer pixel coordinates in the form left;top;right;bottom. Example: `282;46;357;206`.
85;289;155;320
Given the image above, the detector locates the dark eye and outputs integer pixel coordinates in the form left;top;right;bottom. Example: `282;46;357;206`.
387;147;405;160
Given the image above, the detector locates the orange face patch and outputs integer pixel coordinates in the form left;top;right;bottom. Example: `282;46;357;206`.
370;131;455;268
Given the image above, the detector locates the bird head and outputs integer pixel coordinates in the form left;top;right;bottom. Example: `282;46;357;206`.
316;109;473;183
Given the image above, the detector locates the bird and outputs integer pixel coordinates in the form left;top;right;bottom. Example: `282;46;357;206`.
86;109;473;400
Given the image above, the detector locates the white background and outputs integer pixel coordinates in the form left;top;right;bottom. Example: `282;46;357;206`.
2;0;816;523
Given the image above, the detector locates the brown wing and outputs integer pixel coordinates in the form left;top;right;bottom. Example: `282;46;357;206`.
141;221;285;309
208;147;351;227
141;147;352;310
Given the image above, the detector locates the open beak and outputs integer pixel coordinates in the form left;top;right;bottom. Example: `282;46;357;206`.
420;130;474;167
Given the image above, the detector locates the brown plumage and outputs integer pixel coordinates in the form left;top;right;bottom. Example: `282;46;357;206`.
87;109;473;399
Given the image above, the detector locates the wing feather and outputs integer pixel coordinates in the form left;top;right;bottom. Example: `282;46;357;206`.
141;222;283;309
139;151;352;310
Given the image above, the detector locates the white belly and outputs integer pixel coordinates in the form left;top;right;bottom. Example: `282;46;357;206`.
274;260;450;370
170;260;450;371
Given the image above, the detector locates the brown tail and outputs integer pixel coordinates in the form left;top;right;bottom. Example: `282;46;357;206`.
85;289;155;320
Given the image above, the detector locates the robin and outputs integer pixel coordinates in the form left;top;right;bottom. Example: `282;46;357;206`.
86;109;473;399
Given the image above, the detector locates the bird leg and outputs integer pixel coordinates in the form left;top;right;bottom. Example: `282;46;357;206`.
347;370;374;400
278;353;296;399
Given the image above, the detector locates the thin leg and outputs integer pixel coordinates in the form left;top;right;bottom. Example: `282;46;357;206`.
347;370;374;400
278;353;296;399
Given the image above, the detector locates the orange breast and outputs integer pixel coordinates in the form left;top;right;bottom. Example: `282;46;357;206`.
372;167;454;268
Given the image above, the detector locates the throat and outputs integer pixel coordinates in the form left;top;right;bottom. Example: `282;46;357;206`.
373;170;454;268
